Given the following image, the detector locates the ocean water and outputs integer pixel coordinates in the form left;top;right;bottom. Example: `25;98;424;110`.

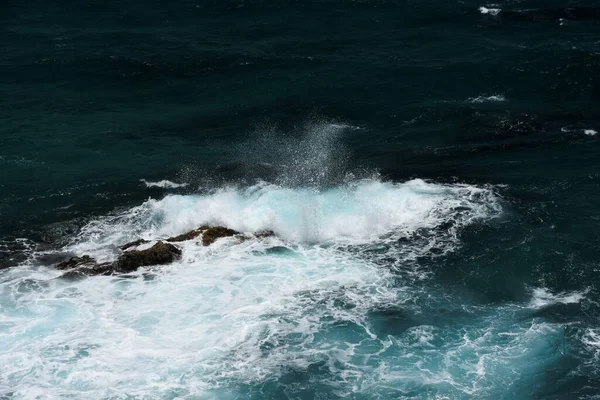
1;0;600;399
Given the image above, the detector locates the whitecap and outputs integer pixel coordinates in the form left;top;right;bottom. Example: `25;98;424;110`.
582;329;600;360
560;128;597;136
140;179;188;189
479;6;501;16
468;94;506;103
528;287;587;309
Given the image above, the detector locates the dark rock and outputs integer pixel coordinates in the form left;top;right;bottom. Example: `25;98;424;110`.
166;226;209;242
254;230;275;238
202;226;239;246
167;225;268;245
59;263;114;279
36;251;77;266
55;255;96;270
115;241;181;273
119;239;150;251
54;225;257;280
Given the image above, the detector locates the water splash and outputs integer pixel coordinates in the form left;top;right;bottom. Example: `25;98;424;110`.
235;120;365;188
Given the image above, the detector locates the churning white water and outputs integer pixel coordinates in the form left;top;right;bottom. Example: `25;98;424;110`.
0;177;517;399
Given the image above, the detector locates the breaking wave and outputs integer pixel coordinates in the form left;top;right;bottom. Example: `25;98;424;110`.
2;119;585;399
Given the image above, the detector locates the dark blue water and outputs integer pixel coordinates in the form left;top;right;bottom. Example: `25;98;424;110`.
1;1;600;398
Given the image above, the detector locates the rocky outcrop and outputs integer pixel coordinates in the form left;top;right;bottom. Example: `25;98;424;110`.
59;262;114;279
202;226;239;246
119;239;150;251
115;241;182;273
254;230;275;239
166;225;242;245
166;226;208;242
56;241;182;278
54;225;275;279
56;255;96;270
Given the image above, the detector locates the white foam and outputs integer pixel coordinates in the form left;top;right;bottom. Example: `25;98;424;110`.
582;329;600;360
468;94;506;103
68;179;501;261
528;287;587;309
479;6;501;16
560;128;597;136
328;123;363;131
362;317;564;397
141;179;188;189
0;178;504;398
407;325;437;347
0;234;400;397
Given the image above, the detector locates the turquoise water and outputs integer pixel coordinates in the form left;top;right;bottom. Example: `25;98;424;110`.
1;0;600;398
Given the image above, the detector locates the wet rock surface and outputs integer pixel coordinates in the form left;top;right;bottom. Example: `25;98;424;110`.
166;226;208;242
54;226;273;278
55;242;182;277
115;241;182;273
59;263;114;279
56;255;96;270
201;226;239;246
119;239;150;251
166;226;241;245
254;230;275;238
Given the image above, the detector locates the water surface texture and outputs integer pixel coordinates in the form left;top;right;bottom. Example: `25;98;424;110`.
1;0;600;399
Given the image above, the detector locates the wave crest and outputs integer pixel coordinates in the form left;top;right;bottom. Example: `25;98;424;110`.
68;178;501;260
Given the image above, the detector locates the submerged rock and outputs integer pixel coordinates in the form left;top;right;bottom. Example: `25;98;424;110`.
202;226;239;246
115;241;181;273
119;239;150;251
55;255;96;270
166;226;209;243
59;263;114;279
